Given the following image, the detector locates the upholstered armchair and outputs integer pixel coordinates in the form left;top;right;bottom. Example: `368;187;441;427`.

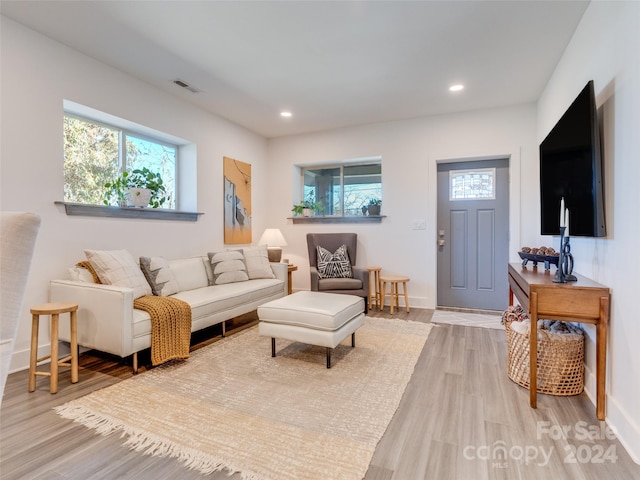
1;212;41;403
306;233;369;308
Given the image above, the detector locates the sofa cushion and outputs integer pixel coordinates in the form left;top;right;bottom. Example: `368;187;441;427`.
318;277;363;291
208;250;249;285
84;249;151;299
133;279;284;339
139;256;179;296
243;245;275;280
168;257;209;292
316;244;353;279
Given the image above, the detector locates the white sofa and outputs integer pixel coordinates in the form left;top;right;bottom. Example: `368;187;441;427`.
50;255;287;371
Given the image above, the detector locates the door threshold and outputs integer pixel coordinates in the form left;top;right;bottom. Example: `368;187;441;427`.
436;306;502;316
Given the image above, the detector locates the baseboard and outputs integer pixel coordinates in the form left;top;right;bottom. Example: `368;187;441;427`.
9;342;71;375
584;364;640;464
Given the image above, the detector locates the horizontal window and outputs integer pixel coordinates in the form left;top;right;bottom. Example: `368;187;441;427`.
299;160;382;217
63;106;178;209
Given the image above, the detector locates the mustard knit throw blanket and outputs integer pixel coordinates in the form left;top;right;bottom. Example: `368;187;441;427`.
76;261;192;366
134;296;192;366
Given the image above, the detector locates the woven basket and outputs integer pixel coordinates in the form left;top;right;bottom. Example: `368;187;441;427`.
504;314;585;396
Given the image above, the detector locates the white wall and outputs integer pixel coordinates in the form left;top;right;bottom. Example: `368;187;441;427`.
267;105;538;305
0;18;270;372
537;1;640;463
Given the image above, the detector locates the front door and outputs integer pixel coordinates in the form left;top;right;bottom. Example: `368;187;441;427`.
437;159;509;311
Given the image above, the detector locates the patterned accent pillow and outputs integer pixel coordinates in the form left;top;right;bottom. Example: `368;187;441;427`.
316;244;353;279
84;249;152;299
208;250;249;285
243;245;275;280
139;256;179;296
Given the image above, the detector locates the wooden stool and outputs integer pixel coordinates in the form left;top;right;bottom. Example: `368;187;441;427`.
28;302;79;394
367;267;382;310
380;276;410;314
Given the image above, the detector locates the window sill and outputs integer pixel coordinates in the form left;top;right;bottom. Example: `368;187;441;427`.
288;215;384;224
54;201;203;222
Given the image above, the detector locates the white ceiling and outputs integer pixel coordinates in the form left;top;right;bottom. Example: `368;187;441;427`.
1;1;589;138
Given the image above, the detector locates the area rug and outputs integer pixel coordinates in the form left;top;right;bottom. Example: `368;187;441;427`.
55;317;432;480
431;309;503;330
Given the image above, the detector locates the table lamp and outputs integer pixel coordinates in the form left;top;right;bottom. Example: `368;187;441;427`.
258;228;287;262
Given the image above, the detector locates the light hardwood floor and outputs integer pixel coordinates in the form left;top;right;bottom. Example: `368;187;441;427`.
1;309;638;479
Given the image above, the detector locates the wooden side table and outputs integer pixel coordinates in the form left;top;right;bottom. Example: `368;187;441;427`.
380;275;410;314
508;263;610;420
287;264;298;295
28;302;79;394
366;267;382;310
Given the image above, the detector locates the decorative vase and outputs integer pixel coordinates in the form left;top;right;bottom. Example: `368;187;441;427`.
362;206;368;216
368;205;381;216
126;187;151;208
303;207;313;217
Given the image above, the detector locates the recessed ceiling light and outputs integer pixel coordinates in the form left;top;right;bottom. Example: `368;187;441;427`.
449;84;464;92
280;111;292;117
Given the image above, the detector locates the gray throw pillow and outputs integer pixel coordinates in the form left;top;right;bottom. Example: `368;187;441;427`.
139;256;179;296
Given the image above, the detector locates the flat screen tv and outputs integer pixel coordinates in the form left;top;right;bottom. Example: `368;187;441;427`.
540;80;605;237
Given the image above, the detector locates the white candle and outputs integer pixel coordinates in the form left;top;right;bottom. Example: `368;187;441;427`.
560;197;565;228
565;209;570;237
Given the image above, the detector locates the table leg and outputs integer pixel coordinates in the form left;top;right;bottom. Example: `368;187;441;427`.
596;296;609;420
530;292;538;409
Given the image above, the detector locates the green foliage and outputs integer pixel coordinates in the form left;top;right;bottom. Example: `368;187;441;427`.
103;168;170;208
368;198;382;206
292;194;322;216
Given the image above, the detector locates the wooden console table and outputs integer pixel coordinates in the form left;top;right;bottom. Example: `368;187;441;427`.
508;263;610;420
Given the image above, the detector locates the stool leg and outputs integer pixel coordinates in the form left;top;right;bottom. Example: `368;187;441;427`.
50;314;59;394
367;272;373;310
28;314;39;392
390;282;396;314
375;271;381;309
381;281;386;312
70;309;79;384
402;281;410;312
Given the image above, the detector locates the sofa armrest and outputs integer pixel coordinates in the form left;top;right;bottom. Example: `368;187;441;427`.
49;280;135;358
270;262;288;296
352;266;370;295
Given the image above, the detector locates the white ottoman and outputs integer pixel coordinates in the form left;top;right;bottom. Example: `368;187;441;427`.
257;291;365;368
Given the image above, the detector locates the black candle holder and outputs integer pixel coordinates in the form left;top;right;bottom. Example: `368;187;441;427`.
554;226;577;283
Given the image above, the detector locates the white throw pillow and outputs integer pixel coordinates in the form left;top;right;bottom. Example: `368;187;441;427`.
84;249;152;299
208;250;249;285
139;256;179;296
243;245;275;280
67;267;96;283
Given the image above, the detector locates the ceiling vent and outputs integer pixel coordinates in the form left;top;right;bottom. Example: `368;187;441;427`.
173;79;199;93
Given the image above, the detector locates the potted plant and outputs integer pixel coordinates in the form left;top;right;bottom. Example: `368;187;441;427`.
104;168;170;208
367;198;382;216
292;195;321;217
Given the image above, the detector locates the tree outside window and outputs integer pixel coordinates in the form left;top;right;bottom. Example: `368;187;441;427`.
63;115;176;208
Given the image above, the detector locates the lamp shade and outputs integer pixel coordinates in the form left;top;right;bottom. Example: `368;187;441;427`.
258;228;287;262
